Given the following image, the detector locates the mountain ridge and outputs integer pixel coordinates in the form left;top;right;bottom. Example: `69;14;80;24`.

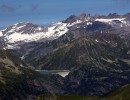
0;13;130;50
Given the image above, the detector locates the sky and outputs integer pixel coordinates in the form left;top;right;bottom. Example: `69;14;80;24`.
0;0;130;28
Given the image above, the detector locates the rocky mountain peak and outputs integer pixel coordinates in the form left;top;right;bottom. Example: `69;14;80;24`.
0;13;130;50
79;13;91;20
107;13;121;18
63;15;78;23
1;22;45;35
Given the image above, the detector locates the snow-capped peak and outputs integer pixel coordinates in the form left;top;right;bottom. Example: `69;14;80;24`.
0;22;69;49
0;13;130;49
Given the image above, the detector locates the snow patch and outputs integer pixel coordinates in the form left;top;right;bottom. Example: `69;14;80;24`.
95;18;130;27
68;20;83;27
95;39;99;42
0;31;3;36
95;18;126;23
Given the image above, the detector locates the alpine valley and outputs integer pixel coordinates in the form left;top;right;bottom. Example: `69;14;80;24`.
1;13;130;100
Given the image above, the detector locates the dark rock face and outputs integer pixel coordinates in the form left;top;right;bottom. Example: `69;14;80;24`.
86;21;112;32
107;13;120;18
64;65;130;96
30;33;130;70
79;13;91;21
63;15;78;23
23;33;130;97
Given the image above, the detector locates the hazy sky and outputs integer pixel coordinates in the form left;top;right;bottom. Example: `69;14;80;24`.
0;0;130;27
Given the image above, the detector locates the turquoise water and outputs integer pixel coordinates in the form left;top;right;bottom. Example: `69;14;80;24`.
36;70;70;77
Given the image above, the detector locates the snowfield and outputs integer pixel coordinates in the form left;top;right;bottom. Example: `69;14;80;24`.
0;22;69;44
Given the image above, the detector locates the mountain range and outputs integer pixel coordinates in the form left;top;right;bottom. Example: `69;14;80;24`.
0;13;130;100
0;13;130;49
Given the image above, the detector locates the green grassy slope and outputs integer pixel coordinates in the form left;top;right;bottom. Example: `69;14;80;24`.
104;84;130;100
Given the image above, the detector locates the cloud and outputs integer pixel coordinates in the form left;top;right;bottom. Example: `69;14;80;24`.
31;5;39;12
0;4;20;13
